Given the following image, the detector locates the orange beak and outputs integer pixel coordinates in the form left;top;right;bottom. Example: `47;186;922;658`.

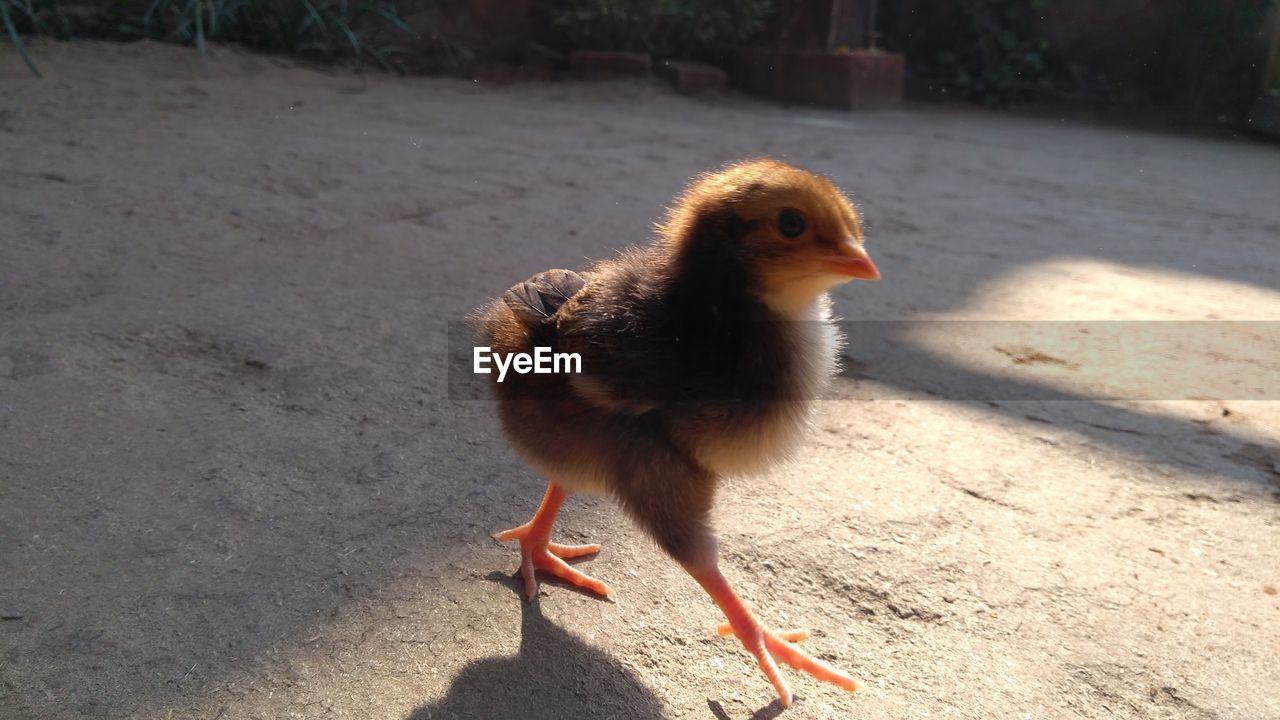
823;237;880;280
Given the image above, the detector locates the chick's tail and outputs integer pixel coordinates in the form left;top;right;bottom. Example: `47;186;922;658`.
502;269;585;327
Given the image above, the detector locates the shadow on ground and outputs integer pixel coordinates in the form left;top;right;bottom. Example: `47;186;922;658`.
836;339;1280;496
708;698;786;720
406;575;663;720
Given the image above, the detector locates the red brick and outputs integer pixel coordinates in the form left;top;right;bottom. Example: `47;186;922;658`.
570;51;652;79
722;47;786;102
656;60;727;94
726;48;904;110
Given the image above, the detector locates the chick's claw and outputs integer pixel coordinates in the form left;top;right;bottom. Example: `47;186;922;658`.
546;541;601;558
493;523;613;601
492;482;614;601
717;623;809;643
716;622;859;704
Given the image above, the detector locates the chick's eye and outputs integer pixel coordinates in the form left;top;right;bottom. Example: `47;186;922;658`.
778;210;806;239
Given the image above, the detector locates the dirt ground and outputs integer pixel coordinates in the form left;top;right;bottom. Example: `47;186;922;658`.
2;40;1279;720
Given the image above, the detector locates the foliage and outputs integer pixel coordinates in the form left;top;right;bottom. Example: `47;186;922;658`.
547;0;773;58
144;0;413;67
1178;0;1277;110
2;0;69;77
3;0;415;76
918;0;1078;105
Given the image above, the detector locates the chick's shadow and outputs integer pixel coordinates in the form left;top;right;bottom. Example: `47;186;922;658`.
406;572;664;720
708;698;786;720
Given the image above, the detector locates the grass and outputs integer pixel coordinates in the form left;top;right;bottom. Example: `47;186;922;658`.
2;0;67;77
1;0;40;77
4;0;416;76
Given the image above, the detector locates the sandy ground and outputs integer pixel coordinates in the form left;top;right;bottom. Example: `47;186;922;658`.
2;40;1280;720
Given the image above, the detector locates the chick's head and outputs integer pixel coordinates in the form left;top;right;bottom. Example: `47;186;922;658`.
662;158;879;316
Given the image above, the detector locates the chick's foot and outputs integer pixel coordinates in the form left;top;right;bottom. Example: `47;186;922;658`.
693;567;857;706
715;622;857;703
494;523;612;600
492;483;614;601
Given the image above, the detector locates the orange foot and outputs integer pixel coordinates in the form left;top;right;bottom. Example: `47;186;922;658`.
692;565;857;706
493;483;613;601
715;622;858;705
494;522;613;600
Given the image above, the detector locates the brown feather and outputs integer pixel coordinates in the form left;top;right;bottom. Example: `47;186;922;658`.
475;158;866;563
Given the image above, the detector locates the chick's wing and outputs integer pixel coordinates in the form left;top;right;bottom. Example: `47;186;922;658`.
502;269;587;325
552;284;683;417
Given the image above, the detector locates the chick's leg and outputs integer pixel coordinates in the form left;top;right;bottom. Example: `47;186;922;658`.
493;482;613;601
686;561;858;706
614;446;855;705
654;523;859;704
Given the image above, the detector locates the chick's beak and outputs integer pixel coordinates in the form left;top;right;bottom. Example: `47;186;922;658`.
823;237;880;280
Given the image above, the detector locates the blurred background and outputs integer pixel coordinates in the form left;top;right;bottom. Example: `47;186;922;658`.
5;0;1280;131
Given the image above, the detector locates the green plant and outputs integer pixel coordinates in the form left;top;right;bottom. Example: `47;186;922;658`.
140;0;250;61
548;0;773;58
2;0;68;77
1;0;40;77
1179;0;1277;111
137;0;413;68
921;0;1078;105
4;0;415;76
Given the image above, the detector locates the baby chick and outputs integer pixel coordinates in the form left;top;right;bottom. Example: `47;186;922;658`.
476;158;879;706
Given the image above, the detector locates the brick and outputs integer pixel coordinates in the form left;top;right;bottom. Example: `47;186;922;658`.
656;60;727;94
725;47;904;110
570;51;652;79
722;47;787;102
